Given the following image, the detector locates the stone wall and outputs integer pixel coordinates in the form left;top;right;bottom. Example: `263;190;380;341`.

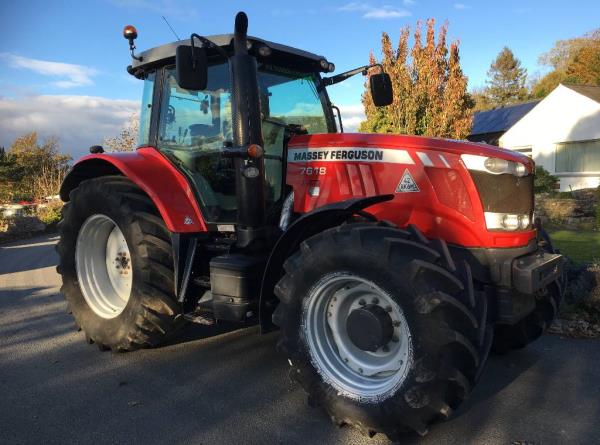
535;188;598;229
0;216;46;243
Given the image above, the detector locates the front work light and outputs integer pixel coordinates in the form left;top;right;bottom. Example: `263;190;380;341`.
484;212;531;231
461;154;528;177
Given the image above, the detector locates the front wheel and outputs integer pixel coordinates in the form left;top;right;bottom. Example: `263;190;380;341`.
57;176;183;351
273;223;492;439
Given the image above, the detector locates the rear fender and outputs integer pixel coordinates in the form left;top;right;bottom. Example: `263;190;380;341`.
60;147;207;233
258;194;394;332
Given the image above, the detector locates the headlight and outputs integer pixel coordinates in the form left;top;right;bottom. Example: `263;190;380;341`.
461;154;528;177
484;212;531;231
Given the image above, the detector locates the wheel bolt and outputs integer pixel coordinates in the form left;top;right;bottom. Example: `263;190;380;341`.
327;312;332;317
344;358;348;363
358;368;363;374
372;297;379;304
392;335;399;343
358;299;366;306
393;321;401;327
382;345;389;352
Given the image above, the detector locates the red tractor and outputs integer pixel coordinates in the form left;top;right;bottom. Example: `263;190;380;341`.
57;12;564;440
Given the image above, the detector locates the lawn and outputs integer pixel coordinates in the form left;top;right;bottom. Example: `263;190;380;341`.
548;230;600;264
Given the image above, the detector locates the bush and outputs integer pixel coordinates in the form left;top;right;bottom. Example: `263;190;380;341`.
36;201;63;226
534;166;559;194
597;186;600;229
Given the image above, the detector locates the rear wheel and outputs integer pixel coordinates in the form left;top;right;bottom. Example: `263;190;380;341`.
57;176;183;351
273;223;492;439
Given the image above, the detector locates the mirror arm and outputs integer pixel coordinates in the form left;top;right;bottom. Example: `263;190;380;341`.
322;63;384;87
190;33;229;60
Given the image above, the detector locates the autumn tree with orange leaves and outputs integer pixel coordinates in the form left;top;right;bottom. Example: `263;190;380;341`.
360;19;474;139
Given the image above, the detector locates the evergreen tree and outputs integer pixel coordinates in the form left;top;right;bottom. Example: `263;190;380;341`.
360;19;473;139
485;47;528;107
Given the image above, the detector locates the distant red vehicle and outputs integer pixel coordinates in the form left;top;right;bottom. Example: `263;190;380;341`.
56;11;563;440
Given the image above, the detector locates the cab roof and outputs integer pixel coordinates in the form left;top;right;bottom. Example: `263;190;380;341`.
130;34;331;76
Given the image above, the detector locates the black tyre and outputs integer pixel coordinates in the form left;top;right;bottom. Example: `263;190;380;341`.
491;230;563;354
273;223;492;439
57;176;183;351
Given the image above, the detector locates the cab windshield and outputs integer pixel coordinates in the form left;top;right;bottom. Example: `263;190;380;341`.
155;63;328;223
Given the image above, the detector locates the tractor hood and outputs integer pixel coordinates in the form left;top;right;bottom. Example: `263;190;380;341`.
288;133;534;172
286;132;536;249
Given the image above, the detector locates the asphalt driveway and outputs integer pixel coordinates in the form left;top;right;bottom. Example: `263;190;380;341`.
1;235;599;444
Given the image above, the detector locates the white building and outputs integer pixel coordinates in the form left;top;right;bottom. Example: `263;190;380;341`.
499;84;600;191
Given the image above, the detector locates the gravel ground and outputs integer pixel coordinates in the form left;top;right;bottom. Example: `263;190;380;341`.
1;234;600;445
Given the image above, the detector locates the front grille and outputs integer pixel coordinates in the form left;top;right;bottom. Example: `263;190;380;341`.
470;171;534;214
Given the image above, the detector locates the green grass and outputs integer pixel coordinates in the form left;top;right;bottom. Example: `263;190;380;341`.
548;230;600;264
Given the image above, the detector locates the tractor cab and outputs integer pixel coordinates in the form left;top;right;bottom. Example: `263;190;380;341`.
136;58;331;224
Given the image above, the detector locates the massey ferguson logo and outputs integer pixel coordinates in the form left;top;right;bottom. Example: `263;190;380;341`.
292;149;384;161
288;147;414;164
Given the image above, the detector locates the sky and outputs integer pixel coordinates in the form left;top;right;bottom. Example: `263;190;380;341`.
0;0;599;158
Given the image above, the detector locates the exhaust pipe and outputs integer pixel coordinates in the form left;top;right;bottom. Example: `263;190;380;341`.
229;11;267;248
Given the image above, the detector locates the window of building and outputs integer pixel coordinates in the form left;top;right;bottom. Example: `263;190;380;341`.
555;139;600;173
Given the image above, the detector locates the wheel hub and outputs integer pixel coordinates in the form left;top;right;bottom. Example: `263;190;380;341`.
75;214;133;319
303;273;413;402
346;304;394;352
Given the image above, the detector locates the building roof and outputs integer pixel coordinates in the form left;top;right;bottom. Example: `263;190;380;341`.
562;83;600;103
470;101;540;136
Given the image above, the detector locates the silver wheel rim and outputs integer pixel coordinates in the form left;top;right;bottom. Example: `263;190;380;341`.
303;273;412;402
76;214;133;319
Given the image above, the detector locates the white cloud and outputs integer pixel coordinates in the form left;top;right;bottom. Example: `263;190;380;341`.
338;104;366;132
338;2;411;19
0;53;98;89
0;95;138;158
453;3;470;10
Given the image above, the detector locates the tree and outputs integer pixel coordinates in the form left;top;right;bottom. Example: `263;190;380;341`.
1;132;71;201
103;114;139;152
532;29;600;98
484;47;528;107
469;86;490;112
0;146;20;203
360;19;474;139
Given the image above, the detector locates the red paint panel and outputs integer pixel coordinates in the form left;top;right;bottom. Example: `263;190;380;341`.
73;147;207;233
286;133;536;249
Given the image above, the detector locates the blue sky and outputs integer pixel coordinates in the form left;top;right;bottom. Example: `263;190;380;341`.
1;0;599;156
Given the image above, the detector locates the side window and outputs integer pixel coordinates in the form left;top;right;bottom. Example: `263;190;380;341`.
157;66;232;152
138;71;155;147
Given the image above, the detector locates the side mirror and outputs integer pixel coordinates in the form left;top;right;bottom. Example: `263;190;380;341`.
176;45;208;91
370;72;393;107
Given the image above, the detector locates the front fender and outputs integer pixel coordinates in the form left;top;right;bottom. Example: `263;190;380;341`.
60;147;207;233
258;194;394;332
